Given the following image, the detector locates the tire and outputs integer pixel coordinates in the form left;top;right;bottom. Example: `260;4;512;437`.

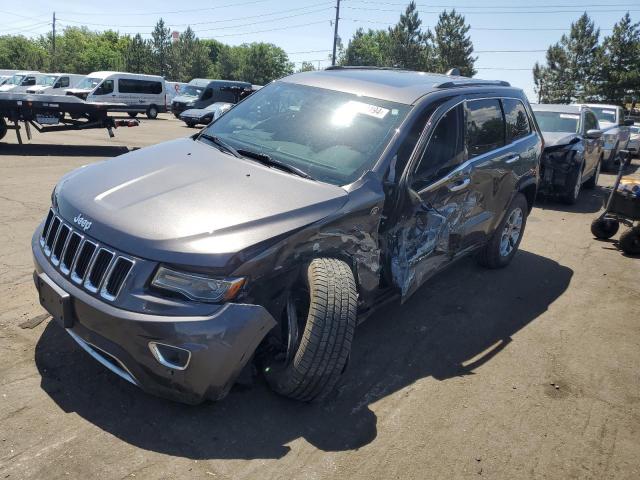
265;258;357;402
127;112;138;118
563;164;583;204
591;218;619;239
477;193;528;269
0;118;6;141
186;122;196;128
584;157;601;189
146;105;159;120
619;228;640;255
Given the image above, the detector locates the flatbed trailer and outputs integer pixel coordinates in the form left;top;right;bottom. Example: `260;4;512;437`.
0;92;138;144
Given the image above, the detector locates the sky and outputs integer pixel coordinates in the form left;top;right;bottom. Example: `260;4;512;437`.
1;0;639;101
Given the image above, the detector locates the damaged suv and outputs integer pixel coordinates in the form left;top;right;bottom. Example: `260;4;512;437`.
33;67;542;404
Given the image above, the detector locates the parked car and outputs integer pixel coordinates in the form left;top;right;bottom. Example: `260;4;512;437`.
628;125;639;156
179;101;233;127
24;73;84;94
0;71;40;92
65;71;166;119
33;68;542;404
531;104;603;204
170;79;253;117
575;103;633;170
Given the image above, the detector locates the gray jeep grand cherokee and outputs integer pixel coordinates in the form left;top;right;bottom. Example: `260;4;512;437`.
33;67;542;404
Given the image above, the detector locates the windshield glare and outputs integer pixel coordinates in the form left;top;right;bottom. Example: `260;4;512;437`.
76;77;102;90
533;111;580;133
589;107;617;124
41;75;58;86
182;85;204;97
200;82;410;185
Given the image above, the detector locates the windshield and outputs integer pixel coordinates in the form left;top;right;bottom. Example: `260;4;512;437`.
7;74;25;86
40;75;58;86
182;85;204;97
200;82;410;185
589;107;617;124
76;77;102;90
533;111;580;133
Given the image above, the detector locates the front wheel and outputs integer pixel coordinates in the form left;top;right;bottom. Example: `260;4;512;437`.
619;228;640;255
584;158;601;189
146;105;159;120
563;165;583;204
265;258;357;402
591;217;619;239
477;193;528;269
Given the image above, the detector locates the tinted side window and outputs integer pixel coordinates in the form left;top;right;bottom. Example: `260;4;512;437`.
201;88;213;100
95;79;114;95
217;88;238;103
58;76;70;88
584;112;598;131
466;99;505;157
503;99;531;143
412;104;464;189
118;79;162;94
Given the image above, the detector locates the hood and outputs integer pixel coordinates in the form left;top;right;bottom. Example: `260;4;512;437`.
55;138;348;267
26;85;49;93
172;95;199;104
180;108;210;117
542;131;580;149
0;84;15;92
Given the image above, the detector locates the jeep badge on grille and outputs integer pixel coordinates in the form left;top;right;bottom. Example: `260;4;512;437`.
73;214;92;231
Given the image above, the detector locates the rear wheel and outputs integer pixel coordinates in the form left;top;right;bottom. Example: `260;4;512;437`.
265;258;357;402
477;193;528;269
146;105;159;120
591;217;619;239
619;228;640;255
127;112;138;118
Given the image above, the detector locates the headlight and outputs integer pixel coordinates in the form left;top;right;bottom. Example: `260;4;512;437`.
151;266;245;303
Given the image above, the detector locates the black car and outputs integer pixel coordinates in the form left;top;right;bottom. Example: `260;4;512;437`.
33;67;542;404
532;104;603;204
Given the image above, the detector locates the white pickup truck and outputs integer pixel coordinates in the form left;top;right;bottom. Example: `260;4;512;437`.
578;104;633;170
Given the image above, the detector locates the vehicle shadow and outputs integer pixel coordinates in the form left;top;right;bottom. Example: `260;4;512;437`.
535;185;607;214
0;143;130;157
34;249;572;460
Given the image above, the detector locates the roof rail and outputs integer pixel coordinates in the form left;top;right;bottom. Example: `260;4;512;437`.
435;79;511;89
325;65;404;71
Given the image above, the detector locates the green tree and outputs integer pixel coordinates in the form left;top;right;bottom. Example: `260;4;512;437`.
0;35;48;70
238;43;293;84
124;34;153;74
432;9;476;76
386;1;433;70
597;13;640;104
297;61;316;72
342;28;389;66
151;18;171;77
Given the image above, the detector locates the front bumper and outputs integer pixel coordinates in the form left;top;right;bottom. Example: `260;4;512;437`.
538;151;578;196
32;235;276;404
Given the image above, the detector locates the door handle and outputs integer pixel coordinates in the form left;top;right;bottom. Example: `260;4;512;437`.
506;154;520;164
448;177;471;192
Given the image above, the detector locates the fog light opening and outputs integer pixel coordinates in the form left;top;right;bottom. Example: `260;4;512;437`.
148;342;191;371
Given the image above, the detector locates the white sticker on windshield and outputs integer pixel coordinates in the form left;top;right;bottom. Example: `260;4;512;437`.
560;114;579;119
603;110;615;115
346;101;389;119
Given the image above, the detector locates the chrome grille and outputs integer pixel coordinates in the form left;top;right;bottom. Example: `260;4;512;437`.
39;209;134;301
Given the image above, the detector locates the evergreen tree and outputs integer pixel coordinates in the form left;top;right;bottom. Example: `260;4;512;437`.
124;34;153;74
432;10;476;77
151;18;171;77
342;28;389;66
597;12;640;104
386;1;433;70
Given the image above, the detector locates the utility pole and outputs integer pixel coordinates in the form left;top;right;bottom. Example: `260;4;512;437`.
52;12;56;71
331;0;340;66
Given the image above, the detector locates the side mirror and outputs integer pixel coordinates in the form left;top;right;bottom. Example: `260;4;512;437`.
585;129;602;139
624;119;634;126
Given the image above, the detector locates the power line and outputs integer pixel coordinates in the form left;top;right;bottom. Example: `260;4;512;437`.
56;0;280;16
0;21;51;35
347;1;640;8
59;2;333;28
342;18;614;31
343;5;640;14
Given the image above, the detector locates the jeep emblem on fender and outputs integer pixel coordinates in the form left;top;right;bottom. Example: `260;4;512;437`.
73;213;92;231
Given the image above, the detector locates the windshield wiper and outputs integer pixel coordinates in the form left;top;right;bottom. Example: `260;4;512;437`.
236;149;313;180
199;133;242;158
